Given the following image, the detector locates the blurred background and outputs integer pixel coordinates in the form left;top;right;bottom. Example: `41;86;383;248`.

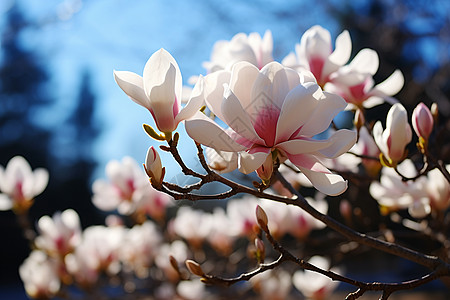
0;0;449;298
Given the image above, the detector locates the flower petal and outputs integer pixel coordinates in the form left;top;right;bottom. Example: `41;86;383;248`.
275;82;320;143
229;62;260;109
203;70;231;121
238;148;270;174
299;166;347;196
348;48;379;75
371;69;404;96
0;194;12;211
31;169;49;197
113;71;149;109
185;112;247;152
222;87;265;145
175;75;205;123
327;30;352;66
317;129;357;158
296;91;347;137
277;138;331;156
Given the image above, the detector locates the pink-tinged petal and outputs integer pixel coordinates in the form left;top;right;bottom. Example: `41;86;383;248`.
277;138;331;156
113;71;149;109
238;148;271;174
203;70;231;121
175;75;205;123
185;112;247;152
143;49;182;106
301;25;332;63
297;91;347;137
222;87;265;145
92;180;121;211
371;70;404;97
145;146;163;183
348;49;379;75
229;62;260;109
205;148;238;173
275;82;321;143
317;129;357;158
288;153;347;196
412;102;433;140
327;30;351;66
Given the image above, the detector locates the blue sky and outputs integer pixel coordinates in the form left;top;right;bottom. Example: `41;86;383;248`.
1;0;342;180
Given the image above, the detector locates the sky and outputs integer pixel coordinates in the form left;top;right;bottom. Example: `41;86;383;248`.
1;0;341;181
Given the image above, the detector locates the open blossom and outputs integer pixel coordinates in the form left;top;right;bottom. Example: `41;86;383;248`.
114;48;204;133
0;156;49;213
325;49;404;109
186;61;356;195
203;30;273;72
35;209;82;257
282;25;351;87
412;102;434;140
426;167;450;211
370;160;430;218
373;103;412;166
92;156;171;216
19;250;61;300
292;256;341;300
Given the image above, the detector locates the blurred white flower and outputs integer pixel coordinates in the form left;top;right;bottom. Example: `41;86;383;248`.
227;196;260;237
155;240;190;282
203;30;273;72
19;250;60;299
0;156;49;213
177;280;206;300
250;269;292;300
35;209;82;257
172;206;212;249
425;167;450;211
92;156;172;217
370;160;430;218
292;256;341;300
206;207;237;255
120;221;162;278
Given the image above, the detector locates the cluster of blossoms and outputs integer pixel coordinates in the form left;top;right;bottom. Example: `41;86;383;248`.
4;25;450;299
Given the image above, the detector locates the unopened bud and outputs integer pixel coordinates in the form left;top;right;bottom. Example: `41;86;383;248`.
412;102;433;141
255;205;268;231
256;155;274;185
431;102;439;123
169;255;179;272
185;259;205;277
144;146;164;185
254;237;265;263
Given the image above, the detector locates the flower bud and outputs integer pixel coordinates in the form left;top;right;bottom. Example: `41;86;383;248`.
256;155;273;184
144;146;164;185
412;102;433;141
254;237;265;263
255;205;268;231
185;259;205;277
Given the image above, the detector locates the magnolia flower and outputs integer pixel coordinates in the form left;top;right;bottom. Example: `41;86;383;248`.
35;209;82;257
203;30;273;72
373;103;412;167
292;256;341;300
114;48;204;133
282;25;351;87
325;50;404;109
370;160;430;218
155;240;190;282
19;251;60;300
227;196;260;237
177;280;206;300
250;269;292;300
412;102;434;141
186;62;356;195
0;156;49;213
172;206;212;249
205;208;237;255
65;225;124;287
120;221;162;278
350;126;381;177
92;156;170;216
144;146;164;185
426;167;450;211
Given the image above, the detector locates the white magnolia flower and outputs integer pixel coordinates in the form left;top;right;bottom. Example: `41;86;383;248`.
373;103;412;166
292;256;341;300
65;225;124;286
120;221;162;278
172;206;212;249
426;167;450;211
203;30;273;72
282;25;351;87
19;250;60;299
155;240;190;282
0;156;49;213
92;156;171;216
186;62;356;195
325;49;404;109
114;48;204;133
35;209;82;257
205;207;237;255
227;196;260;237
177;280;206;300
250;269;292;300
370;160;430;218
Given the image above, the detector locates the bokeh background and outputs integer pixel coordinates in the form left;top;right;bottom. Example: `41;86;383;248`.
1;0;449;298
